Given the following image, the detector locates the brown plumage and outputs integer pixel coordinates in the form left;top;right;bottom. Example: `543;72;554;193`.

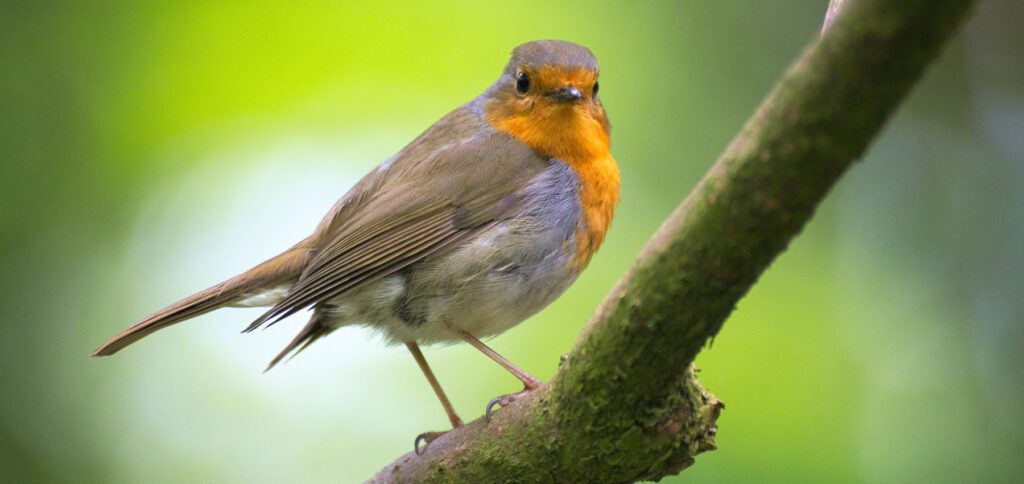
94;40;618;445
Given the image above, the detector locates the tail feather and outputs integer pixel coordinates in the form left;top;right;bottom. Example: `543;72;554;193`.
92;241;311;357
91;282;238;356
264;307;334;372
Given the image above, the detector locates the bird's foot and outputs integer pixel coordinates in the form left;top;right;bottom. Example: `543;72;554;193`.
414;430;449;456
484;378;540;422
414;415;463;456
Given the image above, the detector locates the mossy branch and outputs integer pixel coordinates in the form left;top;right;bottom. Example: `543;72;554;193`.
372;0;975;481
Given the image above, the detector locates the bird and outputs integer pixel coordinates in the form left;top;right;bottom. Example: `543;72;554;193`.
93;39;619;452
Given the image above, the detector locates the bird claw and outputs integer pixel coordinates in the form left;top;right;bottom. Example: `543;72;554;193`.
414;430;449;456
484;387;535;422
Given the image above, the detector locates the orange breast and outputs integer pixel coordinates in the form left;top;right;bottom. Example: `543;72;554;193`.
569;153;619;269
486;102;620;270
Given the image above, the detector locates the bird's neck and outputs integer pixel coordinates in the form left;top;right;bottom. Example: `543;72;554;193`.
485;105;620;270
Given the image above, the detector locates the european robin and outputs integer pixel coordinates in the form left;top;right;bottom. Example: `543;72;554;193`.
93;40;619;452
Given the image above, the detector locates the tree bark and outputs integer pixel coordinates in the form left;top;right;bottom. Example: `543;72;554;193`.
372;0;976;481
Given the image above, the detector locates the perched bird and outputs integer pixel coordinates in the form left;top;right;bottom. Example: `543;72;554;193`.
93;40;619;451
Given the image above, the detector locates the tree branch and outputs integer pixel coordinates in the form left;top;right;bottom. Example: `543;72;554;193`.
372;0;975;481
822;0;849;34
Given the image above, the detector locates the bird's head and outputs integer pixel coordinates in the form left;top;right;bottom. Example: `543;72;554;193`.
483;40;610;163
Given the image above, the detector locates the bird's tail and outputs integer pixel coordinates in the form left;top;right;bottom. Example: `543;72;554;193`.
91;240;312;357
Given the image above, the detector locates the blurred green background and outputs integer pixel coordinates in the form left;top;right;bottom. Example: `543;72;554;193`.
2;1;1022;482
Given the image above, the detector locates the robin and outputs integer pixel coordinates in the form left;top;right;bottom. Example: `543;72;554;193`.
93;40;619;452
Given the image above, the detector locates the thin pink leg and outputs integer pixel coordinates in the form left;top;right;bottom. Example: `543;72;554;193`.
442;322;540;420
406;341;463;455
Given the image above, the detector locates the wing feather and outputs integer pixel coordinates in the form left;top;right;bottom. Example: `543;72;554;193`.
244;203;479;332
247;113;551;341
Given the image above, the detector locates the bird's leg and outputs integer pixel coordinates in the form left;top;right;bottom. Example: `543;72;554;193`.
442;322;540;421
406;341;462;455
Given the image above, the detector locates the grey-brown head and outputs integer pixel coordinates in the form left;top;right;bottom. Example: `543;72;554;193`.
495;40;601;104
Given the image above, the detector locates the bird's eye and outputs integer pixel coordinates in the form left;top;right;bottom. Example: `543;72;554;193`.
515;71;530;94
593;81;600;96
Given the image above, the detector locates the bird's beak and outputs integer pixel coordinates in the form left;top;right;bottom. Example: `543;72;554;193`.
547;86;583;103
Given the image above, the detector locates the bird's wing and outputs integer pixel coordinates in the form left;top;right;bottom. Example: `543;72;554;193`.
245;117;549;333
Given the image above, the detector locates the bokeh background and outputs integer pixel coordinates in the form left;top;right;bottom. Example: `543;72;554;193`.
2;1;1022;482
